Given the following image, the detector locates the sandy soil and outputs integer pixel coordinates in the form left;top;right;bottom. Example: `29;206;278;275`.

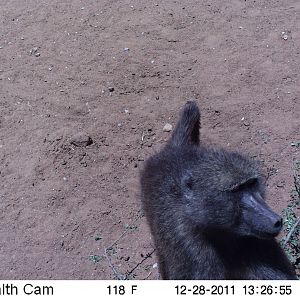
0;0;299;279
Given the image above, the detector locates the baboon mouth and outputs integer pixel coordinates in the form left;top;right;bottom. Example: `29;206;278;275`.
253;230;279;239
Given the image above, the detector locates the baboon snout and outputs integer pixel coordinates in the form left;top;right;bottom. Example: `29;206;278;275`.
258;204;283;237
241;193;283;237
267;214;282;234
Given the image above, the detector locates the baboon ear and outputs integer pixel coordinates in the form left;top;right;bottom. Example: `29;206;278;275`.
169;101;200;147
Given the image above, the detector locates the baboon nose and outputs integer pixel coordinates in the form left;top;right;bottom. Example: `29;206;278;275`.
272;217;283;235
274;218;283;230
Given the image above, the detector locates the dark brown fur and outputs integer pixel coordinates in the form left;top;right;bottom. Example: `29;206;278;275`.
140;101;297;280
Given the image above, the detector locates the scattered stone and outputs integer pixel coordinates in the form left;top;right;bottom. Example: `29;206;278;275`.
281;31;289;40
124;47;130;51
70;133;93;147
108;87;114;92
94;233;102;241
291;140;300;147
276;181;285;188
241;117;250;126
30;47;38;55
124;109;129;113
35;52;40;57
163;123;173;132
153;263;158;269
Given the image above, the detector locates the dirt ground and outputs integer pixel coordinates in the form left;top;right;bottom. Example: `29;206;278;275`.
0;0;299;279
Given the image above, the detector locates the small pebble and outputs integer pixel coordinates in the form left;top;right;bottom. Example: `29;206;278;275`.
281;31;289;40
163;123;173;132
70;133;93;147
30;47;38;55
276;181;285;188
124;47;130;51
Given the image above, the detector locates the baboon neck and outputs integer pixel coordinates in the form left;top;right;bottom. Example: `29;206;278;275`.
203;228;238;248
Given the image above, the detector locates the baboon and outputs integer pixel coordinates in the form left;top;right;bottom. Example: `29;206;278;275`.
140;101;297;280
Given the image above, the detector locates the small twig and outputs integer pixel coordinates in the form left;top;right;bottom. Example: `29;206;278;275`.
103;248;126;280
106;212;143;251
125;249;155;279
103;211;143;280
283;217;300;247
143;271;153;280
293;174;300;198
141;131;145;142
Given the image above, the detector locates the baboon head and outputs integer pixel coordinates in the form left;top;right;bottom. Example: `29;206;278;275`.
170;101;283;239
234;178;283;239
